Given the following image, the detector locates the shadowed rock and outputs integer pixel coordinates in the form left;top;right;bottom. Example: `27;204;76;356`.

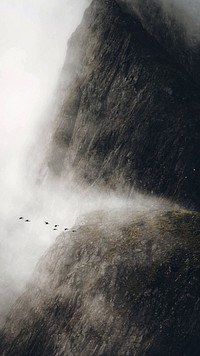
2;1;199;355
0;209;200;355
116;0;200;85
48;0;200;210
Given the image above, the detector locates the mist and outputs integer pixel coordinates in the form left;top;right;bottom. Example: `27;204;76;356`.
0;0;93;324
0;0;183;326
154;0;200;46
159;0;200;43
118;0;200;46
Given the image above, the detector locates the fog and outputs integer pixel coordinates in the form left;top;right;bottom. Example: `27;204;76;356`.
0;0;93;324
0;0;168;325
0;0;183;326
154;0;200;46
118;0;200;46
159;0;200;43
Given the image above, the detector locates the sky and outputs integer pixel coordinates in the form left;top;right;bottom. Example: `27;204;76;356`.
0;0;91;173
0;0;161;325
0;0;92;324
0;0;182;325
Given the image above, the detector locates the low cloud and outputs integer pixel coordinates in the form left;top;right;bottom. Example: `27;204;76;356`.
117;0;200;46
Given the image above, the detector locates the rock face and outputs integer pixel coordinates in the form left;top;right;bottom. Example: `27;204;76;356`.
116;0;200;84
1;209;200;355
48;0;200;210
1;1;200;355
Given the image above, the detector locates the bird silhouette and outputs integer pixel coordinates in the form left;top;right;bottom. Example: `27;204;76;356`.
72;230;76;232
45;221;49;225
25;219;30;223
64;228;68;231
19;217;23;220
53;228;57;231
55;224;59;227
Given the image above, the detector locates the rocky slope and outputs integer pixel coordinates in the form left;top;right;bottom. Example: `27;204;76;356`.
0;208;200;355
48;0;200;210
1;1;200;355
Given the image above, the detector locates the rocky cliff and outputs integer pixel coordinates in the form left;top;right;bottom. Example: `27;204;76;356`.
48;0;200;210
1;208;200;355
116;0;200;84
1;0;200;355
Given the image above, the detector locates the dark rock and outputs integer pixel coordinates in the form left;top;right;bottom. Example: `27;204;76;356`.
4;1;199;355
116;0;200;85
1;209;200;355
48;0;200;210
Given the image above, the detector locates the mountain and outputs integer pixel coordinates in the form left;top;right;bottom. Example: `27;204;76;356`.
48;0;200;210
1;0;200;355
116;0;200;85
1;209;200;355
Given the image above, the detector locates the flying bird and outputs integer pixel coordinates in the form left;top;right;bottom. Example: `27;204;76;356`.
25;219;30;223
54;224;59;228
64;228;68;231
45;221;49;225
19;217;23;220
53;228;57;231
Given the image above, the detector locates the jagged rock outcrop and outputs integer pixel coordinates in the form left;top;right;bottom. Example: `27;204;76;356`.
1;208;200;355
48;0;200;210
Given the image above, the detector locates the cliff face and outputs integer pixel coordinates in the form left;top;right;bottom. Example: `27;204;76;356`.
48;0;200;210
116;0;200;84
1;209;200;356
1;1;200;355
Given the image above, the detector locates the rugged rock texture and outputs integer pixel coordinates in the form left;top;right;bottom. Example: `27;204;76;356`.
2;1;200;355
116;0;200;85
48;0;200;210
1;208;200;355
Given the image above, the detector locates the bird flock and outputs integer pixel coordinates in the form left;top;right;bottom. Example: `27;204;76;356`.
18;217;76;232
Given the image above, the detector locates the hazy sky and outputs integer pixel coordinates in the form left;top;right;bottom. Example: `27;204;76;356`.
0;0;184;325
0;0;92;214
0;0;91;323
0;0;90;163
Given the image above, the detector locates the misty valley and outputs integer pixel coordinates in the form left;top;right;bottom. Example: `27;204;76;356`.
0;0;200;355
